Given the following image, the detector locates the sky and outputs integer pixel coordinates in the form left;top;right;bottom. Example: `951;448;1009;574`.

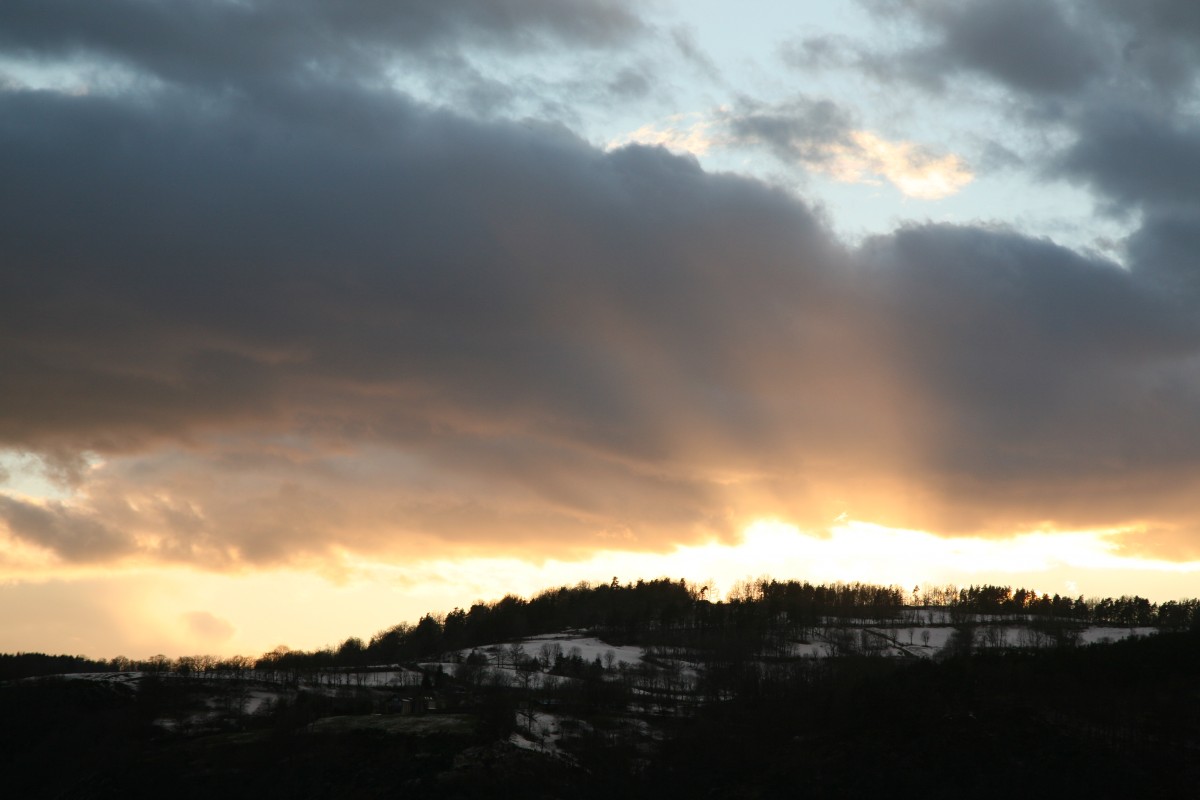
3;0;1200;658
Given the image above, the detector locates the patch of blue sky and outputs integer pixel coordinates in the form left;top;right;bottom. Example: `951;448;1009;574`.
0;451;77;503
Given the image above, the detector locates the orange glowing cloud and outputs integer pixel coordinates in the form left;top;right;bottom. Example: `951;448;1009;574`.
607;112;721;155
819;130;974;199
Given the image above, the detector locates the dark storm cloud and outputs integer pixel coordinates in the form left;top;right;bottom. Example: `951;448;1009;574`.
888;0;1103;95
1054;105;1200;213
850;0;1200;105
1047;95;1200;302
1096;0;1200;92
1102;0;1200;34
4;1;1200;566
0;80;844;464
0;0;650;123
0;0;643;84
791;1;1106;99
857;224;1199;449
0;72;843;562
1123;211;1200;298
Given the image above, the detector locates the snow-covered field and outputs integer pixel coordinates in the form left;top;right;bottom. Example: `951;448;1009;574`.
767;621;1152;660
453;635;645;668
37;621;1161;707
326;667;425;687
25;618;1166;748
61;671;144;684
1078;626;1156;645
509;711;574;759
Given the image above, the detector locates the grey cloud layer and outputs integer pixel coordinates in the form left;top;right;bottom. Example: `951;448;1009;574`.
877;0;1102;95
846;0;1194;97
3;2;1200;566
0;0;647;121
0;0;642;76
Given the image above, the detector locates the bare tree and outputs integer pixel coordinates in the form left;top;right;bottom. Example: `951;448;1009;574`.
506;642;527;671
537;642;562;670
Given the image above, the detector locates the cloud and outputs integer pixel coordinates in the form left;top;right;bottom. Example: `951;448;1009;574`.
1054;105;1200;213
0;495;133;562
818;130;973;199
897;0;1103;95
613;100;974;199
828;1;1200;315
723;99;973;198
845;0;1200;115
2;1;1200;571
0;0;644;79
854;0;1104;97
1049;100;1200;302
724;97;855;161
670;26;721;82
0;0;649;122
607;112;722;155
778;34;861;72
1095;0;1200;92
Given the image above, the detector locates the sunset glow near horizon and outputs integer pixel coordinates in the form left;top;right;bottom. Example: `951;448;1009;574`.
4;1;1200;659
4;514;1199;659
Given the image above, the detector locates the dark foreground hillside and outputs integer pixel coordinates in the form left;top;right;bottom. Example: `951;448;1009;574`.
3;629;1198;799
643;629;1200;798
0;678;574;800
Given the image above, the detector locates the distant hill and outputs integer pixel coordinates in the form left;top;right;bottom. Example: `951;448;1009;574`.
3;578;1199;797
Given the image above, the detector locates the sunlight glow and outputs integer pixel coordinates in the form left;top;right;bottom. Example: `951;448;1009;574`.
823;131;974;200
3;517;1199;659
609;112;973;200
348;518;1200;623
607;112;720;155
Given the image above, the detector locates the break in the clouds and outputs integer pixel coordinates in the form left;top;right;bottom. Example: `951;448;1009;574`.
849;1;1200;299
3;0;1200;580
723;98;973;199
611;99;974;199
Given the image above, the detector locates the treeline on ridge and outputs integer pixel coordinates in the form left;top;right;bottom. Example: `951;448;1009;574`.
317;579;1200;669
5;578;1198;682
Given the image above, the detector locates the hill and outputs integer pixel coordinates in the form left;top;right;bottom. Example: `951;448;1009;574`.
3;578;1199;797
